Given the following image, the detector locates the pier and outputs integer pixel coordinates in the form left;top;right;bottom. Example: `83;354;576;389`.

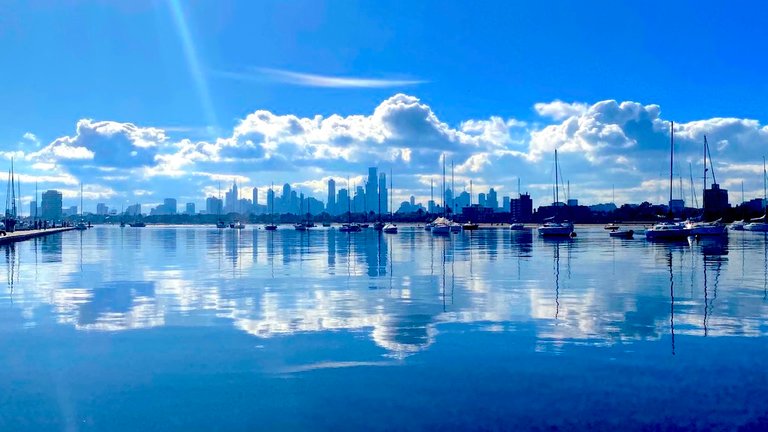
0;227;75;245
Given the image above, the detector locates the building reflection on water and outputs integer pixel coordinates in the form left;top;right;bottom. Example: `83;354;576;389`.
1;227;768;358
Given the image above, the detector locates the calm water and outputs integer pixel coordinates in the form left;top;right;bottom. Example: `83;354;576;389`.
1;226;767;430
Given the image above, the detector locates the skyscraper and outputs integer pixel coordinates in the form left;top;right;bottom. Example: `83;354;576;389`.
41;190;62;221
487;188;499;210
225;182;239;213
327;178;336;214
185;203;195;214
378;172;388;214
252;187;258;206
365;167;378;214
206;197;222;215
164;198;177;214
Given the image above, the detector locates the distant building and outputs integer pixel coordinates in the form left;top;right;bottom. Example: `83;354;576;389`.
378;173;388;214
703;183;729;219
29;200;38;219
669;199;685;215
125;204;141;216
96;203;108;215
185;202;195;215
366;167;378;214
63;206;78;217
41;190;62;221
478;193;487;207
252;187;258;207
462;204;494;222
743;198;766;214
164;198;177;214
327;179;336;214
502;196;510;212
487;188;499;210
510;193;533;222
205;197;223;215
225;183;239;213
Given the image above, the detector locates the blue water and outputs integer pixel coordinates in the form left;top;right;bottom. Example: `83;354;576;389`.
1;226;767;430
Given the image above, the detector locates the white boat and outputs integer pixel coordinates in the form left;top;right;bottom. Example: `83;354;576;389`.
604;223;620;230
685;219;726;236
538;221;574;237
231;221;245;229
74;220;87;231
450;222;462;232
537;150;575;237
294;223;307;231
431;217;451;235
339;223;362;233
383;223;398;234
509;223;526;230
729;220;746;230
645;222;690;240
609;229;634;239
216;220;227;229
745;215;768;232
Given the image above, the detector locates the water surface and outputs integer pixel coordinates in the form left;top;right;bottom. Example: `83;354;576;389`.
1;226;767;430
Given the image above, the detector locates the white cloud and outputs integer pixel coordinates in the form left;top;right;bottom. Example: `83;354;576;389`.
217;67;426;88
534;100;589;120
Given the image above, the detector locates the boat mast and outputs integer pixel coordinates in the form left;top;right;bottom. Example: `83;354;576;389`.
669;121;674;205
442;155;446;217
451;159;455;217
689;163;698;208
80;183;83;218
555;149;560;207
390;168;394;222
703;135;708;196
430;178;433;213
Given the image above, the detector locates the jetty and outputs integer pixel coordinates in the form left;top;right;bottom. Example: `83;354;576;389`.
0;227;75;245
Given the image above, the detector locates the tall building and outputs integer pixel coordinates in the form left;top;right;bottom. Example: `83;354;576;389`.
96;203;108;215
281;183;292;213
205;197;223;215
266;188;275;213
502;196;510;212
353;186;365;213
366;167;378;214
125;204;141;216
510;193;533;222
41;190;63;221
378;173;388;214
478;193;487;207
225;182;239;213
185;203;195;215
487;188;499;210
703;183;729;218
252;187;258;206
164;198;177;214
29;200;38;219
337;188;349;214
327;179;336;214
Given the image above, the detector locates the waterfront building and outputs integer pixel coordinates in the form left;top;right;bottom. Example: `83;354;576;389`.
327;179;336;214
487;188;499;210
164;198;177;214
225;183;239;213
185;203;195;215
96;203;108;215
205;197;223;215
378;173;388;214
366;167;378;215
703;183;729;219
510;193;533;222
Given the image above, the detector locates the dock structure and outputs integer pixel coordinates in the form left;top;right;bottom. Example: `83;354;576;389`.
0;227;75;245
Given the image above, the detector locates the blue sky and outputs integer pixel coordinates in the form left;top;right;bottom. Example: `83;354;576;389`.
2;0;768;213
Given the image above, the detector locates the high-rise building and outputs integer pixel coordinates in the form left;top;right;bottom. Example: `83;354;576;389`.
41;190;62;221
252;187;258;206
206;197;223;215
266;188;275;213
185;203;195;215
337;188;349;214
487;188;499;210
164;198;177;214
502;196;510;212
327;179;336;214
366;167;378;214
96;203;108;215
225;182;239;213
510;193;533;222
353;186;365;213
478;193;487;207
29;200;38;219
125;204;141;216
378;173;388;214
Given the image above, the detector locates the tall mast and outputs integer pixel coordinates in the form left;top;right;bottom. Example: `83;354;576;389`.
390;168;393;221
741;181;745;205
451;159;455;216
763;156;767;204
80;183;83;218
430;178;433;212
442;155;446;217
689;163;698;208
35;181;38;221
703;136;708;209
669;122;674;204
518;178;521;197
555;149;560;207
10;158;16;218
612;184;615;205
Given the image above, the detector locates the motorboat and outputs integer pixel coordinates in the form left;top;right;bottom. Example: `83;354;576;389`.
231;221;245;229
604;223;620;230
129;221;146;228
431;217;451;235
322;222;331;227
294;223;307;231
383;223;398;234
265;224;278;231
509;222;526;230
685;219;727;236
216;220;227;229
538;221;574;237
645;222;690;240
359;223;369;229
339;223;362;233
74;220;88;231
729;220;746;231
609;229;634;239
462;222;479;231
373;221;385;231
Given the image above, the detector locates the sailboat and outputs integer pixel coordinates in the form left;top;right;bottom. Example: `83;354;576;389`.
383;169;398;233
74;184;88;231
646;122;690;240
538;150;574;237
684;136;727;236
265;183;278;230
432;156;451;235
340;177;362;232
745;157;768;232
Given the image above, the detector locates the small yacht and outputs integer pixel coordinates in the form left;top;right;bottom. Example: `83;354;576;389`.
450;222;462;233
424;223;433;231
685;219;726;236
74;220;88;231
383;223;398;234
431;217;451;235
216;220;227;229
538;221;574;237
230;221;245;229
339;223;362;233
509;222;526;230
729;220;746;231
645;222;690;240
609;228;634;239
373;221;385;231
294;223;307;231
604;223;620;231
129;221;146;228
264;224;278;231
744;215;768;232
461;221;478;231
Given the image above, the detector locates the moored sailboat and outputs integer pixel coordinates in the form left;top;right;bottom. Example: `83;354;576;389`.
538;150;574;237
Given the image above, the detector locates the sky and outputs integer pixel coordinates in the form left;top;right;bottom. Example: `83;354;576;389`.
2;0;768;214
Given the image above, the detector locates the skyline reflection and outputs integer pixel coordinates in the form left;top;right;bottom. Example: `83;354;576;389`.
1;227;768;357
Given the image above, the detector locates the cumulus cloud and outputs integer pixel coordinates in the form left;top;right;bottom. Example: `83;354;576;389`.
9;94;768;212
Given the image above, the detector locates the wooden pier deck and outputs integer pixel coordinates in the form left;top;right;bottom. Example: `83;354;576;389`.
0;227;75;245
